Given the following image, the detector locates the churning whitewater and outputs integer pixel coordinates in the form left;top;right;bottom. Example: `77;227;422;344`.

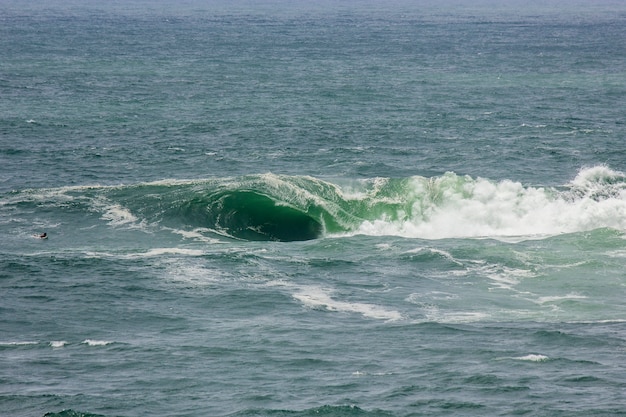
2;1;626;416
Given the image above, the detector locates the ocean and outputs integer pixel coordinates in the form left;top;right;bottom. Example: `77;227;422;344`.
2;1;626;416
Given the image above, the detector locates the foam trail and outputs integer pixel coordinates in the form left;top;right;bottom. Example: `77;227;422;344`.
293;286;402;321
536;294;587;304
84;248;205;259
0;341;38;346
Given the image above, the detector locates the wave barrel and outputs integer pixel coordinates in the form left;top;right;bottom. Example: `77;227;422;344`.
184;191;323;242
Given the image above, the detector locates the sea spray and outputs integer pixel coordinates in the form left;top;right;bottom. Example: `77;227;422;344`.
352;167;626;240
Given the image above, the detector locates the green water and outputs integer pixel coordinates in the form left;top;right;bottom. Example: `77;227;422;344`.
2;1;626;416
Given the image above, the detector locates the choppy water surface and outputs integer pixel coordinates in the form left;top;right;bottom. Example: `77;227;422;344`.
2;1;626;416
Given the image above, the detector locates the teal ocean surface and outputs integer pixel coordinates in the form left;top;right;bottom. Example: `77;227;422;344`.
2;1;626;416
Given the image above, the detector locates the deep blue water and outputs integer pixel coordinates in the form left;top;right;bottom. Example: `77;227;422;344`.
2;1;626;416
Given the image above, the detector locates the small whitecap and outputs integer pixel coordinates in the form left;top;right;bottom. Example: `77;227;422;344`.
82;339;113;346
0;341;38;346
513;354;549;362
50;341;67;348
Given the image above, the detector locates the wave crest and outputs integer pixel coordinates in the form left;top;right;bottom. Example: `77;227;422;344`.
4;167;625;242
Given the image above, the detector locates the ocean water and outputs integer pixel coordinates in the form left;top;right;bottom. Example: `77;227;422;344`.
2;1;626;416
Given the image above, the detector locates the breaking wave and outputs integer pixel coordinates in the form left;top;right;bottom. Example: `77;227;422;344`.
3;166;625;242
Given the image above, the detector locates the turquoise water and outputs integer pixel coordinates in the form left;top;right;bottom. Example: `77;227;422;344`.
2;1;626;416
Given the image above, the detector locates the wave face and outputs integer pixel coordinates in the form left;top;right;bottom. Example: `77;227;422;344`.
3;166;625;242
143;174;354;241
179;190;323;241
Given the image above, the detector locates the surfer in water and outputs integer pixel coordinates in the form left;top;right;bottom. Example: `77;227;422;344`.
36;232;47;239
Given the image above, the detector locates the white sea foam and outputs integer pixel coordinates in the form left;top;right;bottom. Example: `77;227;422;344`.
569;165;624;188
141;248;205;257
164;262;226;286
5;186;77;207
404;247;465;266
293;286;402;321
406;291;458;303
82;339;113;346
0;341;38;346
85;248;205;259
482;265;536;290
420;307;490;324
513;354;549;362
568;319;626;324
167;227;225;244
352;167;626;240
352;370;393;377
50;341;68;348
141;178;207;187
340;177;391;200
100;202;138;226
607;250;626;258
536;294;587;304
